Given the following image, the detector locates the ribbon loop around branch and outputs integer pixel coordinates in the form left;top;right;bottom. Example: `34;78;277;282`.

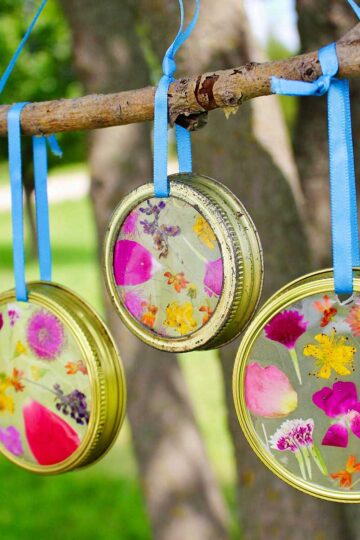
153;0;200;197
272;32;359;295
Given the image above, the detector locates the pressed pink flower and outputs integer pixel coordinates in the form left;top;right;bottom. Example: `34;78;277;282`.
124;291;145;320
245;362;297;418
7;304;21;327
23;400;80;465
264;310;309;385
313;381;360;448
121;210;139;235
0;426;23;456
0;314;3;331
204;257;223;297
265;310;308;349
27;310;64;360
346;304;360;336
269;418;327;479
114;240;161;286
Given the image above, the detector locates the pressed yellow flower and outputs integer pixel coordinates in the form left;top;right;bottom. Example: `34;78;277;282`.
0;393;14;413
164;302;197;335
0;378;14;413
193;216;216;249
303;329;356;379
14;341;27;357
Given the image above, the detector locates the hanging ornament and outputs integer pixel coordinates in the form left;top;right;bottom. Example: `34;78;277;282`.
103;0;263;352
0;3;126;474
233;0;360;503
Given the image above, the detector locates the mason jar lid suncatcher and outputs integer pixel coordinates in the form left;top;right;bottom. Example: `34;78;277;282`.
0;2;126;475
103;0;263;352
233;1;360;503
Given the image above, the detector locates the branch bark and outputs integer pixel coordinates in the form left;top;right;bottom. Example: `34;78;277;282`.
0;23;359;136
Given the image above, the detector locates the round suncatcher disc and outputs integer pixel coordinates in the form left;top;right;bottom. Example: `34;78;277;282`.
104;173;263;352
233;269;360;502
0;282;126;474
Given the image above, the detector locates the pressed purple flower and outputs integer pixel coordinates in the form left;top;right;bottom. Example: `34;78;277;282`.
265;310;309;349
0;426;23;456
53;384;90;425
0;313;3;331
27;310;64;360
122;210;139;235
313;381;360;448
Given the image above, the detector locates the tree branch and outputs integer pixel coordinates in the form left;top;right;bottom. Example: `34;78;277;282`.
0;24;359;136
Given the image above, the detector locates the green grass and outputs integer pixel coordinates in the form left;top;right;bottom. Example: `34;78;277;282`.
0;193;239;539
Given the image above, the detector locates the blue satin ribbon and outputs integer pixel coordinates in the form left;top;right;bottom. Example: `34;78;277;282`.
8;112;62;302
153;0;200;197
0;0;48;95
272;39;359;295
8;104;62;301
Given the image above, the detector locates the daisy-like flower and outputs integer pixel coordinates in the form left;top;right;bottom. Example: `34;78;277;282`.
264;310;309;385
346;304;360;336
313;381;360;448
331;455;360;489
303;329;355;379
193;215;216;249
269;418;327;480
164;301;197;335
164;271;189;293
27;310;65;361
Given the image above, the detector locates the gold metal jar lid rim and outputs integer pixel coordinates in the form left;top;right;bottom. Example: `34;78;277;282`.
0;282;126;475
233;269;360;503
104;177;240;352
181;173;263;348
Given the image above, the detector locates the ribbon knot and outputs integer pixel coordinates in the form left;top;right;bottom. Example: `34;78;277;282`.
271;36;359;296
313;75;331;96
162;55;177;78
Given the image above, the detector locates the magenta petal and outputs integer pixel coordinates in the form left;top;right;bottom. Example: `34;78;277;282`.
312;386;332;414
114;240;155;286
350;412;360;439
204;258;223;297
313;381;359;418
322;423;348;447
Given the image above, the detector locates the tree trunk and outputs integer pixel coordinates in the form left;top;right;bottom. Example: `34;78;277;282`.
295;2;360;537
139;1;348;538
58;1;229;539
295;0;360;267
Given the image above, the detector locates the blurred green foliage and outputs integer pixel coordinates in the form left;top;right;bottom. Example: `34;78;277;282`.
0;0;86;165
